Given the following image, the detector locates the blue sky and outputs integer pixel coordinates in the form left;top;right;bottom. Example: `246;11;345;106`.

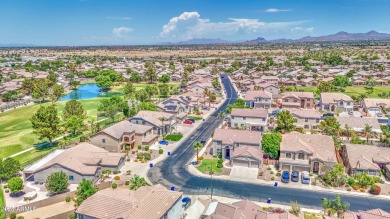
0;0;389;46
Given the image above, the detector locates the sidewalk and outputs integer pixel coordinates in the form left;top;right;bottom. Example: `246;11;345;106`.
187;164;390;200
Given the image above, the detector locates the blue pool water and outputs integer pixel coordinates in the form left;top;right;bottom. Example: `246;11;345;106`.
59;84;102;101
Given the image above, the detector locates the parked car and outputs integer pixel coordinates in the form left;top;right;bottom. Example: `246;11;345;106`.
377;112;383;117
183;120;193;125
291;171;299;182
187;118;196;123
322;113;334;118
301;171;310;184
348;110;353;115
182;197;192;209
281;171;290;183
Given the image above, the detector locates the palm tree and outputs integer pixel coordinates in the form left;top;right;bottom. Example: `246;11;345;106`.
203;88;213;107
158;117;167;139
193;141;203;163
344;124;351;140
363;124;373;143
321;195;350;217
129;175;150;190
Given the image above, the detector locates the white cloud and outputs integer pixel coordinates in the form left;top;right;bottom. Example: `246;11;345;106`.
112;27;133;37
159;12;311;40
107;16;132;20
265;8;291;13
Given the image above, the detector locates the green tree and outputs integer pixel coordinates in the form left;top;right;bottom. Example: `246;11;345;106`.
32;79;50;102
8;177;24;194
134;89;149;102
124;81;136;98
0;158;22;180
129;175;150;190
98;96;128;120
63;100;86;121
45;171;69;194
130;72;142;82
159;74;171;83
333;76;351;91
145;64;157;83
320;163;347;187
64;115;84;135
47;71;58;85
316;81;334;95
49;84;64;104
74;179;98;206
138;102;158;111
276;110;295;133
261;132;282;158
318;116;341;136
364;78;377;95
363;124;372;143
95;75;113;91
30;105;62;145
321;195;350;217
193;141;203;163
158;84;170;98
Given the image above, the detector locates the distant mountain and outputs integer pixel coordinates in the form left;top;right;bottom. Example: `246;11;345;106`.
244;37;267;44
0;43;37;47
297;31;390;42
159;38;232;45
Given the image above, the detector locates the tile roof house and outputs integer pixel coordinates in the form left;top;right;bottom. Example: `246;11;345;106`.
288;109;322;131
75;184;184;219
212;128;263;168
281;92;314;109
335;116;382;134
343;209;390;219
279;132;337;173
340;143;390;177
243;90;273;109
362;98;390;116
30;143;125;183
230;108;268;132
90;120;158;152
320;93;354;112
129;110;177;136
205;199;300;219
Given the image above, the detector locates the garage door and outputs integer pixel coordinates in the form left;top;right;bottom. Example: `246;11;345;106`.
292;166;310;172
250;161;260;168
281;164;290;171
233;159;249;167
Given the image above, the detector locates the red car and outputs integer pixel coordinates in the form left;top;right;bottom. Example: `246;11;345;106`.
183;120;193;125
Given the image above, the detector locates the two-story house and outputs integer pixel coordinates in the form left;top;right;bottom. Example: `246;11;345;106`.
288;109;322;131
320;92;354;112
361;98;390;116
243;90;273;109
279;132;337;174
230;108;268;131
212;128;263;168
129;110;177;136
257;83;280;98
260;76;279;85
281;92;314;109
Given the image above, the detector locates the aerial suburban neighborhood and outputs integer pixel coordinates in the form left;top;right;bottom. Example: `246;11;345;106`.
1;1;390;219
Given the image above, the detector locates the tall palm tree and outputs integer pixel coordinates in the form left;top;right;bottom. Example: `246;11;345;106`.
193;141;203;163
344;124;351;140
158;117;167;138
363;124;373;143
129;175;150;191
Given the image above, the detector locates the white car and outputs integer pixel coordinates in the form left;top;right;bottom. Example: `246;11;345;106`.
301;171;310;184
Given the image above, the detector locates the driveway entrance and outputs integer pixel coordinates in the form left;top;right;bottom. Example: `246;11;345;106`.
230;166;258;180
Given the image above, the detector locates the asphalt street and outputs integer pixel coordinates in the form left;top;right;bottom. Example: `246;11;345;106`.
148;74;390;211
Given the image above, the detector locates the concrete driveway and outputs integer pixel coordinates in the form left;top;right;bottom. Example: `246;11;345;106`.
229;166;258;180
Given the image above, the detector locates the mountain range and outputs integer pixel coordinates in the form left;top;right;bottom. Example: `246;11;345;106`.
161;31;390;45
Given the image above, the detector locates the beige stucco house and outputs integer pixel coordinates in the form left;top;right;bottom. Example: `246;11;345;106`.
288;109;322;131
281;92;314;109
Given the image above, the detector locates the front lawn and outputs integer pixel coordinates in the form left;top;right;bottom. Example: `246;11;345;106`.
164;134;183;141
0;185;5;219
187;116;203;121
196;159;223;173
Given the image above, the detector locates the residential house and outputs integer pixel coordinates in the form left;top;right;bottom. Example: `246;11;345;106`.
341;143;390;177
288;109;322;131
279;132;337;173
205;200;299;219
129;110;177;136
212;128;262;168
281;92;314;109
26;143;125;183
320;93;354;112
260;76;279;85
257;83;280;97
336;116;382;134
362;98;390;116
90;120;158;151
343;209;390;219
230;108;268;131
243;90;273;109
75;184;184;219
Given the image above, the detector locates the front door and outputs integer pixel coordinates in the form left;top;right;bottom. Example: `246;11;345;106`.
313;162;320;173
225;147;231;159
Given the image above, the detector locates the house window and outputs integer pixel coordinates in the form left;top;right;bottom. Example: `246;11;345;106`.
312;125;318;129
347;102;351;106
231;116;235;119
262;118;266;121
315;118;320;123
243;117;246;120
305;118;308;122
286;153;292;158
102;139;106;143
304;125;309;129
298;153;305;159
69;176;74;181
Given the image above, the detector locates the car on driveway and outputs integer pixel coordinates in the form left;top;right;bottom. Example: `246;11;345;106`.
348;110;353;115
183;120;193;125
281;171;290;183
182;197;192;209
186;118;196;123
301;171;310;184
291;171;299;182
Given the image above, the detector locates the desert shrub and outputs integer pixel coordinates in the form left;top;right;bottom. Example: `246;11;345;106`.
352;185;360;190
144;145;149;151
127;158;130;162
159;149;163;154
373;176;383;184
270;171;274;175
65;196;71;202
132;150;136;154
217;159;223;164
271;176;275;180
347;177;355;186
125;181;130;186
112;183;118;189
5;189;9;193
360;188;366;192
114;176;120;180
17;216;24;219
137;153;151;160
10;213;16;219
216;163;223;168
3;184;8;188
126;170;132;175
259;171;264;176
347;188;351;191
267;167;271;170
276;172;281;177
138;145;142;149
198;156;204;160
369;184;381;195
289;201;301;216
113;170;121;174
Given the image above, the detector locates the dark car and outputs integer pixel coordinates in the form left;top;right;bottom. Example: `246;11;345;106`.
291;171;299;182
322;113;334;118
182;197;192;209
187;118;196;123
281;171;290;183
